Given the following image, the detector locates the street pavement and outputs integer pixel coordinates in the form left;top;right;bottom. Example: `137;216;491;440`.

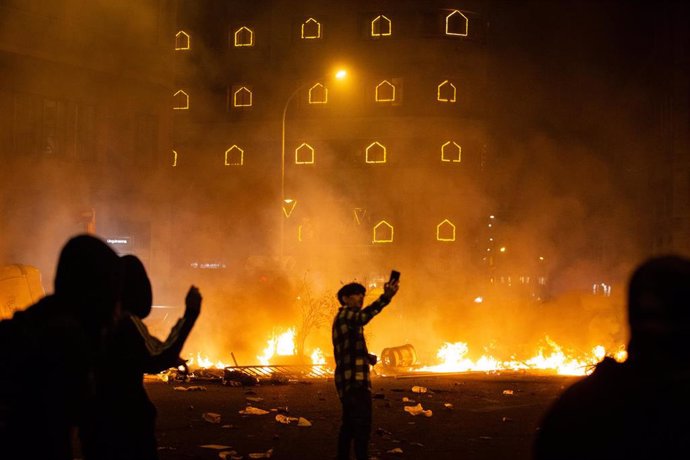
150;372;578;460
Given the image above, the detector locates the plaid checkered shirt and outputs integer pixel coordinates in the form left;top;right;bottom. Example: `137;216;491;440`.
332;295;390;399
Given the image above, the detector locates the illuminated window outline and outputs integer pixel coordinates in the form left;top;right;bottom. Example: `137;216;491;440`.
308;83;328;104
172;150;178;167
224;145;244;166
373;220;394;243
282;199;297;218
295;143;315;164
437;80;457;103
365;141;387;164
436;219;457;242
375;80;396;102
173;90;189;110
234;26;254;47
371;15;392;37
233;86;253;107
445;10;469;37
175;31;190;50
354;208;367;225
441;141;462;163
301;18;322;39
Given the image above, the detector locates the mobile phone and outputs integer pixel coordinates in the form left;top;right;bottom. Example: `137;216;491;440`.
389;270;400;283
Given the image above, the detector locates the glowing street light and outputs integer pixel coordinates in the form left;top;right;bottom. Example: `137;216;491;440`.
280;68;349;258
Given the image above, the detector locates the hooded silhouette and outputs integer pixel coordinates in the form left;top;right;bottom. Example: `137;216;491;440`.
80;254;201;460
534;256;690;460
0;234;120;460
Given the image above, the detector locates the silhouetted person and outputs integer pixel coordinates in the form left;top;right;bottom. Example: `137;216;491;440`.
80;254;201;460
0;235;121;460
534;256;690;460
332;279;399;460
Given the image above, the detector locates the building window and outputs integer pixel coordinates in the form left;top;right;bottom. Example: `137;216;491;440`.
175;31;190;50
173;90;189;110
224;145;244;166
441;141;461;163
371;15;392;37
365;141;387;164
375;80;396;102
234;26;254;47
437;80;457;103
446;10;469;37
354;208;367;225
282;199;297;218
232;86;253;108
437;219;456;242
308;83;328;104
295;143;315;164
373;220;394;243
301;18;322;39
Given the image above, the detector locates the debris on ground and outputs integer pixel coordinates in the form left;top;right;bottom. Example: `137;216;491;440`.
240;406;270;415
246;396;264;403
502;389;514;395
202;412;222;424
201;444;233;450
411;386;428;394
387;447;404;455
502;416;514;422
275;414;298;425
402;397;415;403
297;417;312;427
403;403;432;417
248;448;273;458
174;385;207;391
223;369;259;386
444;403;454;409
218;450;239;459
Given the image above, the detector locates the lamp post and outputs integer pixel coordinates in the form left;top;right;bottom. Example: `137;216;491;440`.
279;69;348;259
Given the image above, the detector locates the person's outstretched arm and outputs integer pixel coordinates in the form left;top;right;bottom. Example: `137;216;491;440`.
132;286;202;373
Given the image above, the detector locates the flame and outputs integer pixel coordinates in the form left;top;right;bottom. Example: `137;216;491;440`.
257;328;297;365
418;337;626;376
187;352;229;369
310;347;326;365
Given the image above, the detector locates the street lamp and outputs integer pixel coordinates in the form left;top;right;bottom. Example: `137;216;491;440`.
280;68;348;259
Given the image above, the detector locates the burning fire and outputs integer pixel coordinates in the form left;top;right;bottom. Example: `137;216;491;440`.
417;336;627;376
187;352;229;370
257;328;297;365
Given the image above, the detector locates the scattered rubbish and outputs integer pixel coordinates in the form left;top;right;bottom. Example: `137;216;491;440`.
410;442;424;447
502;390;514;395
222;424;237;429
218;450;239;459
411;386;428;394
174;385;207;391
402;397;415;403
444;403;454;409
202;412;222;424
223;369;259;387
248;448;273;458
240;406;269;415
479;436;493;440
157;446;176;451
246;396;264;403
387;447;404;455
275;414;299;425
502;416;514;422
202;444;233;450
403;403;432;417
297;417;312;427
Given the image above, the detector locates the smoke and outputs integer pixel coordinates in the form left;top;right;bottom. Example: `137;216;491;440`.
0;1;663;366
